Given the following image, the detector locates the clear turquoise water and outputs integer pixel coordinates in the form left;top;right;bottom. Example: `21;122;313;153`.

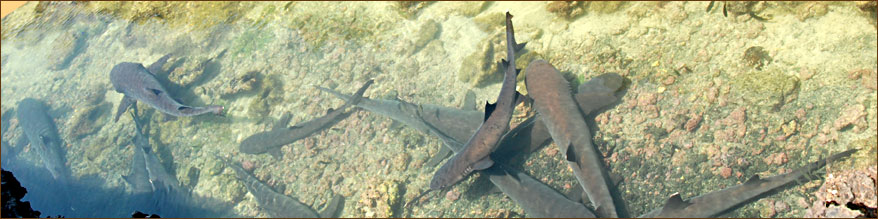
1;1;876;218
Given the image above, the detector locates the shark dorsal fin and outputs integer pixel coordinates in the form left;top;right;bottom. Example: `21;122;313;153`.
273;113;293;130
744;175;765;185
661;193;691;212
484;101;497;121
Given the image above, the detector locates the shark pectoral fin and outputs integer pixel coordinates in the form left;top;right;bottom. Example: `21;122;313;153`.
610;172;624;187
115;95;136;122
147;54;173;75
486;183;502;194
576;73;625;115
273;113;293;131
576;94;619;117
318;194;346;218
269;148;283;160
161;113;178;122
473;157;494;171
484;101;497;121
425;146;452;168
513;42;527;52
498;59;509;70
122;174;138;187
564;182;586;203
463;89;477;110
661;193;692;213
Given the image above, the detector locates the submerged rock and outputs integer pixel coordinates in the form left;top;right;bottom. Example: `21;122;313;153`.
730;66;799;108
805;165;877;218
546;1;586;20
221;70;263;99
457;36;500;87
47;31;86;70
355;179;402;218
411;19;441;55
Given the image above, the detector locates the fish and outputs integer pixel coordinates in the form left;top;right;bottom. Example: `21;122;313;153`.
424;90;477;167
122;142;153;194
316;72;623;166
525;60;620;217
15;98;69;182
238;79;373;157
314;87;483;150
430;12;524;190
319;72;624;218
215;155;344;218
110;54;223;122
484;163;596;218
126;108;182;194
639;149;858;218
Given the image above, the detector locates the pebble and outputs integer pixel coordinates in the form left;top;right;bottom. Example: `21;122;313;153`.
684;114;702;132
445;189;460;201
662;76;676;85
833;104;865;130
774;200;790;213
720;166;732;178
637;92;658;107
728;107;747;125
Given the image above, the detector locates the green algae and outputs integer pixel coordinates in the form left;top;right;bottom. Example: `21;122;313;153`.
473;11;506;32
412;19;441;55
587;1;626;14
247;74;285;120
458;37;500;87
730;67;800;108
284;3;386;49
546;1;586;20
84;2;246;30
395;1;431;20
230;27;276;58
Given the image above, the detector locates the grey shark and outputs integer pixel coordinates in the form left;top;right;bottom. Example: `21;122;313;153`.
125;109;182;194
16;98;69;182
238;79;373;157
526;60;619;218
430;12;524;190
216;155;345;218
110;54;223;122
639;149;858;218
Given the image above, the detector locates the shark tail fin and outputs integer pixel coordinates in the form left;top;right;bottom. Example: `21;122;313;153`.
319;194;346;218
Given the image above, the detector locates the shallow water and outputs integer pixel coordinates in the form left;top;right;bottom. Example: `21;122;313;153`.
1;1;876;218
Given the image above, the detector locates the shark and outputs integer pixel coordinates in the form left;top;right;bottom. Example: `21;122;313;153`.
123;108;182;194
318;72;624;217
430;12;525;191
215;155;345;218
525;59;620;218
110;54;223;122
238;79;373;158
15;98;69;182
639;149;858;218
